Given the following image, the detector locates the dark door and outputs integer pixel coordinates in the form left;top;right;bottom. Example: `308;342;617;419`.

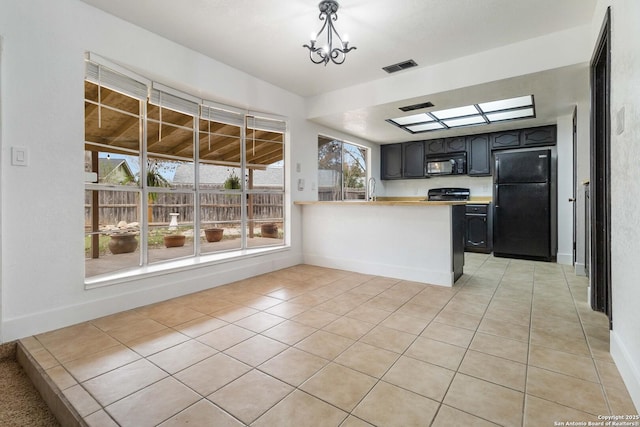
466;215;488;250
403;141;425;178
495;150;550;184
381;144;402;179
590;7;612;325
494;182;551;259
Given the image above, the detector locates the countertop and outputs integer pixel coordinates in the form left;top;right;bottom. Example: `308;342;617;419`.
295;196;492;206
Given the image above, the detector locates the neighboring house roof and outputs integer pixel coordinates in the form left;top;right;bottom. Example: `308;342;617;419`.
173;164;283;187
98;158;135;184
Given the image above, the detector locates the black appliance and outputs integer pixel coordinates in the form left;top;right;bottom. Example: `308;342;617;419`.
427;187;470;201
425;152;467;176
493;149;554;261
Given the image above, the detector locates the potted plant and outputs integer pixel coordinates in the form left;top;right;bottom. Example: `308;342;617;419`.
163;231;185;248
103;221;140;254
204;227;224;242
223;169;241;190
260;223;278;238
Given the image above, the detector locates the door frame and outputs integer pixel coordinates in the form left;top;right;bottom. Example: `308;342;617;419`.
572;106;577;265
590;7;612;326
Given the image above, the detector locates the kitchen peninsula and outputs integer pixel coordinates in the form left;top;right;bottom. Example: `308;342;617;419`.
295;200;465;287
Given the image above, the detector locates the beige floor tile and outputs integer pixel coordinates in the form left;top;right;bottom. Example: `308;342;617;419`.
323;316;375;340
106;318;168;344
292;309;340;328
105;377;200;427
233;311;285;332
45;365;77;390
469;332;528;363
294;330;354;360
405;337;466;370
159;399;243;427
147;340;217;374
261;319;317;345
242;295;283;310
127;329;190;357
62;384;101;417
26;347;58;370
300;363;376;411
82;359;168;406
258;347;328;386
195;324;255;351
212;305;259;322
252;390;347;427
382;356;454;401
224;334;287;366
364;295;405;312
353;381;439;427
530;327;591;356
485;306;531;327
526;366;608;415
444;298;488;317
209;370;293;424
604;385;639;415
431;405;500;427
360;325;416;353
459;350;526;391
523;394;600;426
477;317;530;342
434;309;482;331
174;353;251;396
346;305;391;324
421;322;475;348
395;302;441;321
179;294;236;315
265;301;309;318
595;359;629;390
339;415;375;427
37;323;121;363
63;344;141;383
380;312;430;335
443;373;523;426
135;302;205;327
529;344;598;382
335;342;399;378
315;297;362;316
84;409;120;427
174;315;228;338
91;310;146;332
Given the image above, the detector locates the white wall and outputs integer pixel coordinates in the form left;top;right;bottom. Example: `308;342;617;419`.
596;0;640;411
0;0;339;342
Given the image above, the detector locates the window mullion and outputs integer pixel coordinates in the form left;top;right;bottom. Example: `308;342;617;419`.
193;115;201;256
241;118;248;250
141;99;149;266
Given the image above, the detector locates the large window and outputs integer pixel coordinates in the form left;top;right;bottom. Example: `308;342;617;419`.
318;136;368;201
84;57;285;282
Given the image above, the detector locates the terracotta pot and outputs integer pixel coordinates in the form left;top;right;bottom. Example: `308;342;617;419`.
163;234;185;248
108;234;138;254
260;223;278;238
204;228;224;242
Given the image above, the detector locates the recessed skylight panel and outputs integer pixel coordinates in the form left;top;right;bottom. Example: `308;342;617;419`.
485;108;535;122
443;115;487;128
479;95;533;113
391;113;433;126
406;122;445;132
431;105;478;120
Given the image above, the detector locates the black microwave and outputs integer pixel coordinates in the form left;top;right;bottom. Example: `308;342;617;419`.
425;152;467;176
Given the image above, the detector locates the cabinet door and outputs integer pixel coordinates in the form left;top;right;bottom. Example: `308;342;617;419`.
425;139;445;155
402;141;425;178
445;137;466;153
381;143;403;180
467;135;491;176
490;130;520;150
521;125;556;146
465;214;488;250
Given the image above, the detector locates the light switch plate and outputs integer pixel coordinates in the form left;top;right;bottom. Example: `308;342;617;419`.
11;146;29;166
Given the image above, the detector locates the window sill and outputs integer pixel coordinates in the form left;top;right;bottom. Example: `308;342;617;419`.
85;245;290;290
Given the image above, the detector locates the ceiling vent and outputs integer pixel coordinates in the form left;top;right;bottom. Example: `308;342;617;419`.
382;59;418;74
399;101;434;112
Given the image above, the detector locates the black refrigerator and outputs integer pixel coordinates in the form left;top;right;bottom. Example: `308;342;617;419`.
493;149;554;261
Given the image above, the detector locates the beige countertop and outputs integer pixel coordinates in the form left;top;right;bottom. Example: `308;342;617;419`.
295;196;492;206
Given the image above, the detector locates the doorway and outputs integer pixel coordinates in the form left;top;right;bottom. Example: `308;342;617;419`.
590;7;612;326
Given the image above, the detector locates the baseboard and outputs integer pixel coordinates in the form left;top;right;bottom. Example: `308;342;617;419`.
574;262;586;276
610;330;640;412
556;252;573;266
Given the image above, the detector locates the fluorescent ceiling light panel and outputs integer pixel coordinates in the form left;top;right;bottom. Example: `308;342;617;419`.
443;115;487;127
431;105;478;120
407;122;445;132
485;108;535;122
391;113;433;125
479;95;533;113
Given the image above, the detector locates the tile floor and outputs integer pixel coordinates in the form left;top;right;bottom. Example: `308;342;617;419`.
21;254;638;426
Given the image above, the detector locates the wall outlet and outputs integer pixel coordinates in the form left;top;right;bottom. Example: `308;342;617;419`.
297;178;305;191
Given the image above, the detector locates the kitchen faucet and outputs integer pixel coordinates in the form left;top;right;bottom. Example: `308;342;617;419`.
367;177;376;201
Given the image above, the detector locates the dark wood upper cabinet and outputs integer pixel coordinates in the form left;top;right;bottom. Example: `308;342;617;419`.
380;143;402;180
490;130;520;150
425;139;445;155
521;125;557;146
402;141;425;178
467;134;491;176
445;137;467;153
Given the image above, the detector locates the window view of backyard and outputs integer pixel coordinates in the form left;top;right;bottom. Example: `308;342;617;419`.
318;136;368;201
84;60;285;281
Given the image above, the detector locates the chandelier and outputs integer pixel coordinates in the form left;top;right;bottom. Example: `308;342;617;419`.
303;0;356;66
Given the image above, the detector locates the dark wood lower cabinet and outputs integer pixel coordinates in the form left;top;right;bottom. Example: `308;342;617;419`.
465;204;493;253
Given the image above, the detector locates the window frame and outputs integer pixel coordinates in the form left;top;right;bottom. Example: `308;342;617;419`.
317;135;369;201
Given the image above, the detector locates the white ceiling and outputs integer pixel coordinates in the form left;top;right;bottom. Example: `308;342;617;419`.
79;0;597;143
